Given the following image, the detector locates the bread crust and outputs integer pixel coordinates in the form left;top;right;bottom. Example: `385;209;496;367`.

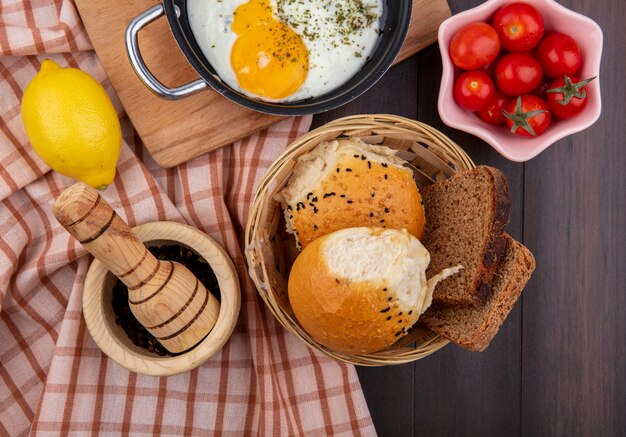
419;235;535;351
288;230;422;354
421;166;511;306
278;139;426;250
474;167;510;304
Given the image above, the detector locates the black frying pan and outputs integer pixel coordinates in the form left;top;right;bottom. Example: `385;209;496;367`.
126;0;413;115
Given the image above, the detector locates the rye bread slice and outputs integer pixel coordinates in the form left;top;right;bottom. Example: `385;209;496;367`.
419;235;535;352
421;166;510;306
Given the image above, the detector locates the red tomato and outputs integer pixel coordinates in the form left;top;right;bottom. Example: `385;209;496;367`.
482;55;501;76
536;33;583;78
454;70;495;111
503;95;551;137
477;91;511;126
531;77;553;98
518;49;536;57
493;3;544;52
449;22;501;70
494;54;543;96
546;76;595;119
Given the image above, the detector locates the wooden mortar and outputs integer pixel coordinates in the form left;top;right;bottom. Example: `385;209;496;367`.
53;182;220;353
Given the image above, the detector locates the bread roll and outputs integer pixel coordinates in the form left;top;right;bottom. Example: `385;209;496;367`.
288;227;461;354
276;138;425;250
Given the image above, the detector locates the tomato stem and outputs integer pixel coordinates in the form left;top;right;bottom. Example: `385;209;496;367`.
547;76;596;105
502;96;547;137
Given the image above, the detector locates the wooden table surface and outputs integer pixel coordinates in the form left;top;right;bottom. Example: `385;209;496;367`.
313;0;626;435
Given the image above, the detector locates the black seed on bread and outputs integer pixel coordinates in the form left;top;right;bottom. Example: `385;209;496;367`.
421;166;510;306
418;235;535;351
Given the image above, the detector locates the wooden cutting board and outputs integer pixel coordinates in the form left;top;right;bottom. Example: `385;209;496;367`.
75;0;451;168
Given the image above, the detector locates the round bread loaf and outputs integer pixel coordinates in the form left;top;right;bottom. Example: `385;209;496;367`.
288;227;461;354
276;138;425;250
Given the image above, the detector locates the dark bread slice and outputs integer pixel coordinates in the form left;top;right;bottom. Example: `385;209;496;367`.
419;235;535;351
421;166;510;306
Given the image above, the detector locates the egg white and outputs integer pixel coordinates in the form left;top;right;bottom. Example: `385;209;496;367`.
187;0;383;102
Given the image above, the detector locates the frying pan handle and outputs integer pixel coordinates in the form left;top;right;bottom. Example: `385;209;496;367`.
125;4;208;100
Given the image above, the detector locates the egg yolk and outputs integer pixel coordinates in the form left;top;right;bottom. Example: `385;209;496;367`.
231;0;309;99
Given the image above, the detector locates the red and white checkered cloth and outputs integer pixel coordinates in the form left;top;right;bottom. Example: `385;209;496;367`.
0;1;375;435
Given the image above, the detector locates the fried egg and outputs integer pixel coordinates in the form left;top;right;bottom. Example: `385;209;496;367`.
188;0;383;102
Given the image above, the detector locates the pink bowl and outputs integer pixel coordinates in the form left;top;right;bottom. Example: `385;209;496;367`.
437;0;603;162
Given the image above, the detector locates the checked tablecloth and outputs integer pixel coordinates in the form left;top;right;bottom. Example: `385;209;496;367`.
0;1;375;435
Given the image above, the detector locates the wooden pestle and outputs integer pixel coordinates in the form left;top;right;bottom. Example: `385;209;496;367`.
52;182;220;353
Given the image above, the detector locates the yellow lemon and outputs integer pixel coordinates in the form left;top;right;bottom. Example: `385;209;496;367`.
21;59;122;190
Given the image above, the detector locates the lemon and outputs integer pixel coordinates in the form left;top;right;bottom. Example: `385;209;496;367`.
21;60;122;190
